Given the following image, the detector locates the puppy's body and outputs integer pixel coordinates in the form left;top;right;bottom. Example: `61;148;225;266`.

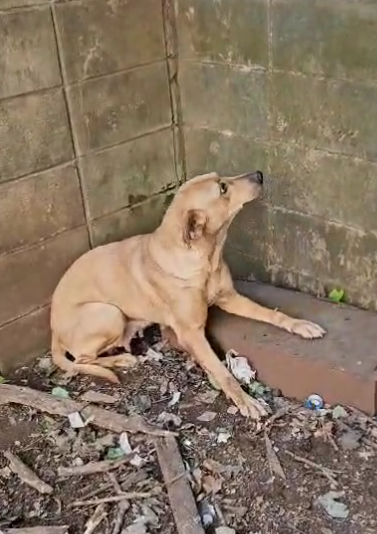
51;172;325;418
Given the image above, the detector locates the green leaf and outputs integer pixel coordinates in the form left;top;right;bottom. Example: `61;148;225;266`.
328;288;345;303
0;375;6;384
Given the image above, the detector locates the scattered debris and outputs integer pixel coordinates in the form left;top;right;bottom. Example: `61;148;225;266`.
225;349;256;385
338;425;363;451
57;458;128;478
67;411;87;429
80;390;118;404
285;450;338;487
197;411;217;422
215;528;236;534
122;523;148;534
217;430;232;444
51;386;70;399
119;432;133;455
264;433;286;481
168;391;181;407
316;490;349;519
4;450;53;495
305;394;324;410
198;498;216;528
157;411;182;427
145;347;163;362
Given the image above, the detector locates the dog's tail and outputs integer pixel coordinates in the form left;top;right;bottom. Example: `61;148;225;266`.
51;334;120;384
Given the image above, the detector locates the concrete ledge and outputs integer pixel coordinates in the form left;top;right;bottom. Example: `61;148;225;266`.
207;281;377;415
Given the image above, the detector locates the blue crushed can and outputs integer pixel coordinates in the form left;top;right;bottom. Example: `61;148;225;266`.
305;393;324;410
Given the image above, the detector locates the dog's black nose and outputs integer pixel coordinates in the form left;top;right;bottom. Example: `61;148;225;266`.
255;170;263;184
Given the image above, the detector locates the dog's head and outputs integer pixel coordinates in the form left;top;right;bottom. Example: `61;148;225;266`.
169;171;263;245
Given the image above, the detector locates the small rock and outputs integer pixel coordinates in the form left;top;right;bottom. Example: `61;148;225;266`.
197;411;217;422
216;528;236;534
134;394;152;412
217;430;232;444
227;406;239;415
130;454;144;468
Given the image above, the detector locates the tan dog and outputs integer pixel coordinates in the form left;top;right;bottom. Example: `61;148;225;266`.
51;171;325;419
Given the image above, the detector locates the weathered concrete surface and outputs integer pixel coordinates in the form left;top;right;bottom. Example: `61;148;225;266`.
82;129;176;220
208;281;377;415
0;89;73;182
0;7;61;99
92;191;175;247
177;0;268;67
55;0;165;82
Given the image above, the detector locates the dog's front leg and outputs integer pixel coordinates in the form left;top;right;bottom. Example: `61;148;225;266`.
178;328;267;419
216;291;326;339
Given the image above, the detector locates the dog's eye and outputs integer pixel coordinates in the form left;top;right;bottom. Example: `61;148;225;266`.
219;182;228;195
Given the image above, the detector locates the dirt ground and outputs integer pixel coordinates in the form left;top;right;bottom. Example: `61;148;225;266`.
1;325;377;534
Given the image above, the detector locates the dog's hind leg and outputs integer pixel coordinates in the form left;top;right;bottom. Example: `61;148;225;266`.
67;303;137;381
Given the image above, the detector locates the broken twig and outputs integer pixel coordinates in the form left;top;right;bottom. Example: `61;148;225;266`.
83;504;107;534
155;436;206;534
3;450;53;494
285;450;338;487
70;491;153;508
57;458;128;477
0;384;175;437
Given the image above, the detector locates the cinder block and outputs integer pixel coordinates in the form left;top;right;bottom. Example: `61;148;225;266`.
268;144;377;233
272;0;377;81
268;208;377;311
184;127;268;177
91;191;175;247
0;89;73;182
0;7;61;99
271;71;377;160
208;280;377;415
82;129;176;220
181;62;268;138
177;0;268;68
0;306;50;374
0;226;89;325
0;164;85;256
68;63;171;154
54;0;165;82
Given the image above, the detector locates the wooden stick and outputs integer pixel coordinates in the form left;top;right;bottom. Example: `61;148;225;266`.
0;384;174;437
285;450;338;487
83;504;107;534
57;458;128;477
3;451;53;495
155;436;206;534
1;528;68;534
70;491;153;508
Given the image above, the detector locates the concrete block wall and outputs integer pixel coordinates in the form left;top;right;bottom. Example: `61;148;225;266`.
0;0;182;372
176;0;377;311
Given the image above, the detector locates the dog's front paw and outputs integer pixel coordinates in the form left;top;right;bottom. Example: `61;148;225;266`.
286;319;326;339
236;390;268;419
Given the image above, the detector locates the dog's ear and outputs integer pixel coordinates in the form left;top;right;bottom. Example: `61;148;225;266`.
183;209;207;245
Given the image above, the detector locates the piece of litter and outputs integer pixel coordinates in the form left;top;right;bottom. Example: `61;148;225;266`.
52;386;70;399
105;447;124;460
119;432;133;455
265;433;286;480
216;528;236;534
226;349;256;385
198;498;216;527
217;430;232;444
67;411;86;429
332;405;348;419
316;490;349;519
145;347;163;361
197;411;217;422
130;454;144;468
305;394;324;410
157;411;182;427
80;390;118;404
168;391;181;407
